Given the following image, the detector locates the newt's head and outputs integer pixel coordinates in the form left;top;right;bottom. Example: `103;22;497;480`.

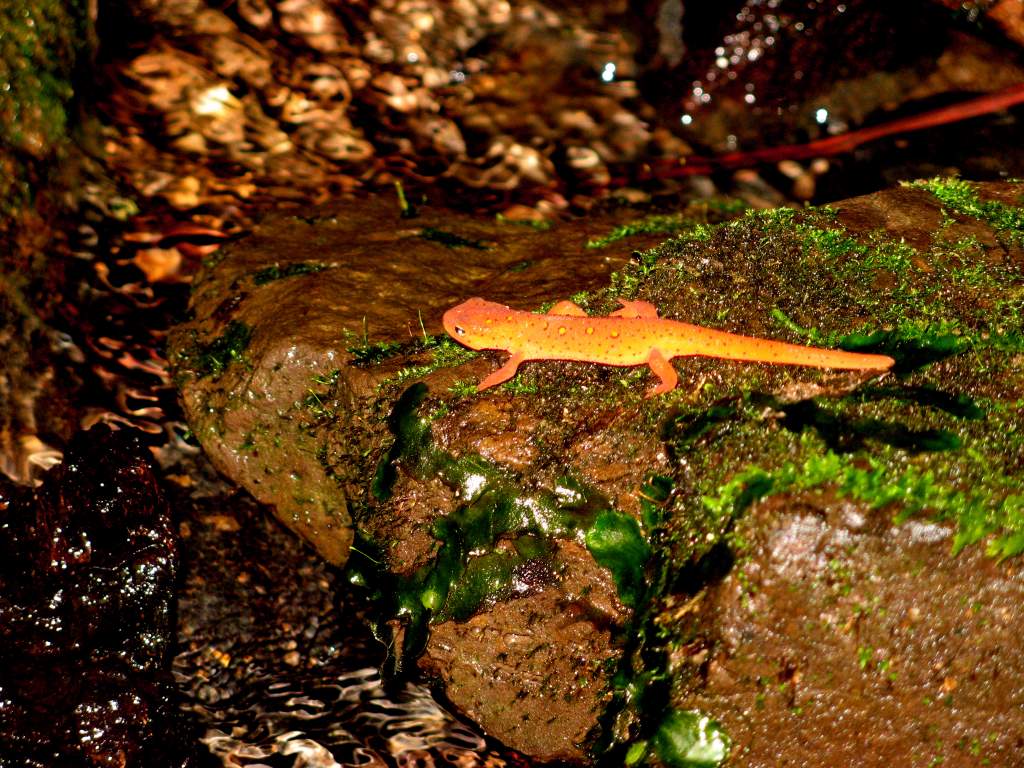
443;297;512;350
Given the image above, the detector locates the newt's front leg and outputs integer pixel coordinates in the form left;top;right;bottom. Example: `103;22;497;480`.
478;352;525;391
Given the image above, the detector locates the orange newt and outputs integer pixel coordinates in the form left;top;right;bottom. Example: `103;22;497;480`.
443;297;895;397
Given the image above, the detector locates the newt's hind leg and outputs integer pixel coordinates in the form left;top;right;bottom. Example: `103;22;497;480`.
611;300;660;319
645;348;678;397
478;352;525;391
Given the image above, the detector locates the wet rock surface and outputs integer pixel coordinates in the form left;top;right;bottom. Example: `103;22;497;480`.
0;426;188;767
170;179;1024;764
417;540;626;762
684;497;1024;767
166;199;685;760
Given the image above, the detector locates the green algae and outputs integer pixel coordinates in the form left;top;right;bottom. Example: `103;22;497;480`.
586;510;651;608
623;709;729;768
651;710;730;768
371;383;432;502
175;320;252;379
440;539;555;621
252;261;328;285
356;381;673;710
418;226;489;249
360;383;642;674
591;475;721;767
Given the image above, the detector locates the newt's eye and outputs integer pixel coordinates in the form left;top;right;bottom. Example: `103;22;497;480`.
454;325;466;336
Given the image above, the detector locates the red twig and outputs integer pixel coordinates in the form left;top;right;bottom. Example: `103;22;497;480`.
638;83;1024;180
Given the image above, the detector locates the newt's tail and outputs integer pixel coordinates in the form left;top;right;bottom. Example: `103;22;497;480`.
676;324;895;371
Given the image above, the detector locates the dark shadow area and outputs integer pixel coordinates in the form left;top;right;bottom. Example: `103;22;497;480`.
668;540;736;596
769;396;962;454
837;328;970;373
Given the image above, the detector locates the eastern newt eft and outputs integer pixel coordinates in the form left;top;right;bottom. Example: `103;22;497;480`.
443;297;895;397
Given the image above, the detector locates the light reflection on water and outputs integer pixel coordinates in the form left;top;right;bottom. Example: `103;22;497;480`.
192;666;519;767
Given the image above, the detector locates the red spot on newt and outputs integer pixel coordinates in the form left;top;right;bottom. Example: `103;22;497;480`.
443;297;895;397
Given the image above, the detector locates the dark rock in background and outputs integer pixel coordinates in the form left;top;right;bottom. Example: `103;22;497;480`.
0;426;190;767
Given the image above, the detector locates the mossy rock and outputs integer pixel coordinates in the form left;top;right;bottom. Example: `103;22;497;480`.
0;0;86;213
173;180;1024;765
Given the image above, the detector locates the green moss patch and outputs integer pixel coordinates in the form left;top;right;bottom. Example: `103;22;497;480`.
418;226;489;249
385;336;478;390
613;184;1024;565
587;199;748;249
252;261;328;285
587;214;704;249
909;177;1024;245
173;320;252;379
351;333;477;391
662;383;1024;562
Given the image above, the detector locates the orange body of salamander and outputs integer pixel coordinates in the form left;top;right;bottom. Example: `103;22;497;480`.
443;297;895;397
